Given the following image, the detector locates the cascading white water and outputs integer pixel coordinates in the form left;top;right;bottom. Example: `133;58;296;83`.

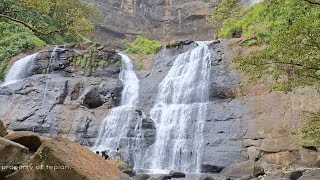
143;41;213;173
92;53;140;160
1;53;37;86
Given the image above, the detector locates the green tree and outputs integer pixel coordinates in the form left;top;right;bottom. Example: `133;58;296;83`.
0;0;94;36
210;0;320;92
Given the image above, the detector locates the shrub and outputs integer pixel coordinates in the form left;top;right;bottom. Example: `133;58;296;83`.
0;22;46;80
291;112;320;147
124;34;162;55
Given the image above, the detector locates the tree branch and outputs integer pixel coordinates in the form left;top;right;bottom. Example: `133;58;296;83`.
0;13;63;36
303;0;320;5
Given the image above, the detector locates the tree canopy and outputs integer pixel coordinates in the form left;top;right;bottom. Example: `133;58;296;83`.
210;0;320;92
0;0;94;36
0;0;94;80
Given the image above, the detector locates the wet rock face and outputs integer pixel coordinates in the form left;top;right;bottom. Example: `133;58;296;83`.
33;42;121;78
0;75;122;146
0;43;123;146
89;0;216;48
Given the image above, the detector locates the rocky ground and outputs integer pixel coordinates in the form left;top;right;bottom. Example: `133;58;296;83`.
0;120;128;180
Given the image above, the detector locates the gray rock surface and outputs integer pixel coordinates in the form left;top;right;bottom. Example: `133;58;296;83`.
0;43;123;146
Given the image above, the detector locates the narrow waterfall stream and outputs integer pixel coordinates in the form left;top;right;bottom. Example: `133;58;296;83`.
1;53;38;86
92;53;140;161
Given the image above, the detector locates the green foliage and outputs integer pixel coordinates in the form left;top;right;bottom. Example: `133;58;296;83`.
240;39;258;47
124;35;162;55
209;0;241;30
98;60;109;68
0;22;46;80
211;0;320;91
291;112;320;147
115;61;122;67
84;69;92;77
0;0;94;81
1;0;94;36
73;48;111;77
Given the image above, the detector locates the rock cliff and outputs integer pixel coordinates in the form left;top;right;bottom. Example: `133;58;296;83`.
0;42;123;147
89;0;215;48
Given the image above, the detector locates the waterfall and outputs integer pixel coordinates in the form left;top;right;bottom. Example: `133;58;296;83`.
92;53;140;161
47;46;59;73
144;41;213;173
1;53;38;86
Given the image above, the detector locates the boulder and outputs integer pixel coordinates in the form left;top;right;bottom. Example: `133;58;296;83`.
107;160;136;177
220;161;264;179
199;174;215;180
299;148;320;167
265;170;286;180
201;164;225;173
0;137;31;179
247;146;261;161
297;169;320;180
0;120;8;137
4;131;42;152
5;137;128;180
132;174;151;180
260;151;298;167
169;170;186;178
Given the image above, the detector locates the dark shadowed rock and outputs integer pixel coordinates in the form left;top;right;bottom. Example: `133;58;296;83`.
285;170;304;180
201;164;224;173
169;170;186;178
4;131;42;152
82;87;104;109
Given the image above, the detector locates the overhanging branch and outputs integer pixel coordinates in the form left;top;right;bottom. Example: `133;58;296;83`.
303;0;320;5
0;13;63;36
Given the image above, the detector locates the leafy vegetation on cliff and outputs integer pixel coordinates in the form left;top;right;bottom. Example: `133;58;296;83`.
292;112;320;147
211;0;320;146
124;35;162;55
210;0;320;92
0;0;94;80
